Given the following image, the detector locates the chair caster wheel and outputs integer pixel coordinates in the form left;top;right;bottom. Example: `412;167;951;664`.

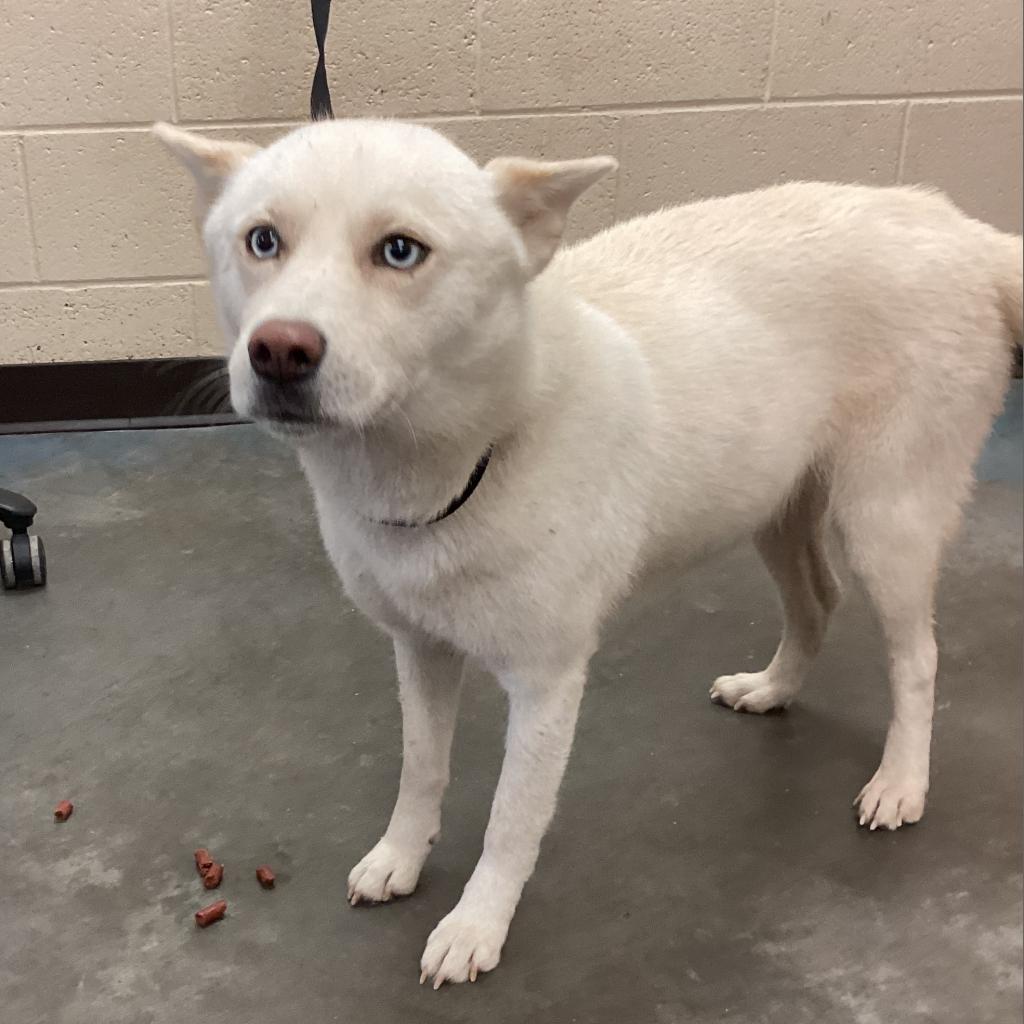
2;532;46;589
1;488;46;590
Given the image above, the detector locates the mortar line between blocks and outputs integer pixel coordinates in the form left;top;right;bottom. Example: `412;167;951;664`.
164;0;182;121
471;0;483;116
0;90;1020;136
189;282;203;353
763;0;781;103
612;116;624;223
15;137;42;282
896;101;912;183
0;275;208;293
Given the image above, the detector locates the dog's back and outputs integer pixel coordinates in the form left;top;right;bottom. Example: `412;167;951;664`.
560;182;1019;381
553;182;1020;547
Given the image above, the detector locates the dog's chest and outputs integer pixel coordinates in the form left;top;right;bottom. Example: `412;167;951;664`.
314;503;611;669
324;528;512;656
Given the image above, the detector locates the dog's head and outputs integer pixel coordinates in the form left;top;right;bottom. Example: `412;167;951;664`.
155;119;614;440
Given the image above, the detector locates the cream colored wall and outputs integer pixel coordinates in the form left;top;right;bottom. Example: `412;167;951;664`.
0;0;1021;365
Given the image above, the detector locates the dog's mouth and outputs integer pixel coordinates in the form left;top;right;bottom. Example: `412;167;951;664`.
250;389;328;435
239;372;391;438
258;408;325;432
245;380;321;428
264;408;313;424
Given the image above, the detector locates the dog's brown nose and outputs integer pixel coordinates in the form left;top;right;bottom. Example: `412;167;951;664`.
248;320;326;382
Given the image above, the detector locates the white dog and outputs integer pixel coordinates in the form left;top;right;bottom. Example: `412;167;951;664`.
156;118;1022;987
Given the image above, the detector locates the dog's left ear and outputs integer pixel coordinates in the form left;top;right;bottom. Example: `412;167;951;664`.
486;155;617;276
153;122;260;215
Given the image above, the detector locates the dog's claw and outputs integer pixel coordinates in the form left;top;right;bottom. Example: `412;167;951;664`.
419;969;428;986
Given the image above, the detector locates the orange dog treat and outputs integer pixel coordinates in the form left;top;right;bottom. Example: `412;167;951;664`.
255;865;276;889
194;848;214;875
194;899;227;928
54;800;74;822
202;862;224;890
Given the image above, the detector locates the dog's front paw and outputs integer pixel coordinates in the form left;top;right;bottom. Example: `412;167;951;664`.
419;902;510;988
855;769;927;831
710;671;795;713
347;838;426;905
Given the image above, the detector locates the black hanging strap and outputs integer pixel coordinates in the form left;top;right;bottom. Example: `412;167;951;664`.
310;0;334;120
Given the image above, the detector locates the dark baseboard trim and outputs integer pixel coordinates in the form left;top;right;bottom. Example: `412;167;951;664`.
0;357;244;435
1;414;247;436
2;347;1021;437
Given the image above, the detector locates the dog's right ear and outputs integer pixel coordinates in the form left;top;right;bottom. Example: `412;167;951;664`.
153;122;260;213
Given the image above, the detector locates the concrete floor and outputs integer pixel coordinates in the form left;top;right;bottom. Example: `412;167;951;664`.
2;388;1021;1024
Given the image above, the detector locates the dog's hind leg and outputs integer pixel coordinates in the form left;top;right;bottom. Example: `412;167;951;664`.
348;635;465;904
711;469;840;713
838;475;955;831
837;410;988;829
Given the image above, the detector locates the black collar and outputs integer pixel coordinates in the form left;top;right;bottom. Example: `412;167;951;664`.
377;446;494;528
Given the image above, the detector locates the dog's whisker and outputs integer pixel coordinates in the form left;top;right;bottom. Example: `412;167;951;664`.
169;366;230;415
398;407;419;453
215;391;236;415
153;356;202;379
186;376;228;415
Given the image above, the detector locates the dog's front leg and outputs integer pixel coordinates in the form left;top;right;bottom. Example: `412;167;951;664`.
420;659;587;987
348;636;465;904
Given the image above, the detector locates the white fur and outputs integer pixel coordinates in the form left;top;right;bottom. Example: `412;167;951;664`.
155;118;1023;986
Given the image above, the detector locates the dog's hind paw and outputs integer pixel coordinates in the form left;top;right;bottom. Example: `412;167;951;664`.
347;838;425;905
709;671;795;713
855;770;927;831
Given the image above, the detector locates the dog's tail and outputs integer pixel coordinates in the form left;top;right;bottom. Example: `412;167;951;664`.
993;230;1023;345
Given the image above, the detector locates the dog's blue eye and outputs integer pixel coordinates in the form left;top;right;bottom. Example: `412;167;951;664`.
247;225;280;259
378;234;428;270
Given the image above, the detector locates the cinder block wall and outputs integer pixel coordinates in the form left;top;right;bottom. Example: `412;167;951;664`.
1;1;1021;364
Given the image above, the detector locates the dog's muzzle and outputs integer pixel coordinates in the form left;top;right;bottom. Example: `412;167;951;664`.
246;319;326;425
